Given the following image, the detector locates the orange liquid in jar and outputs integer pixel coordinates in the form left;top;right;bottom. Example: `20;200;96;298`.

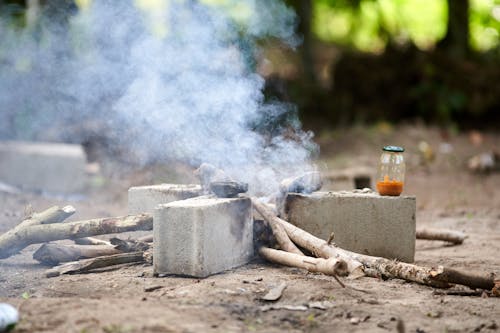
376;175;403;196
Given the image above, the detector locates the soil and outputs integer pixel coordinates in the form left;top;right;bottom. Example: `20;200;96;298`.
1;125;499;333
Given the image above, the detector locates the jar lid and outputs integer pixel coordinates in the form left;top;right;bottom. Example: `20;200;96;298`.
383;145;404;152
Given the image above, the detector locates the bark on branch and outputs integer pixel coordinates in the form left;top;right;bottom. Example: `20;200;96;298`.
74;237;112;246
45;252;145;277
416;228;467;244
259;246;348;287
33;243;121;265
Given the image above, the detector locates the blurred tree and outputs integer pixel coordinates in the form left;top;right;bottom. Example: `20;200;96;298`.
437;0;470;58
285;0;317;86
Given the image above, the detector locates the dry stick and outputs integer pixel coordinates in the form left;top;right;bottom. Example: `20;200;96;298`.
416;228;467;245
251;198;304;256
277;218;496;290
259;247;348;288
258;212;364;276
0;214;152;259
74;237;112;246
45;252;145;278
110;237;150;253
0;205;76;259
33;243;121;265
137;234;153;243
20;205;76;227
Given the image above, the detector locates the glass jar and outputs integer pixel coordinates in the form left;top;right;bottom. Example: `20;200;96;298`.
376;146;405;196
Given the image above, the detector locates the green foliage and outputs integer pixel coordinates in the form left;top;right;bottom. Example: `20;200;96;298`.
313;0;500;52
21;291;31;299
470;0;500;50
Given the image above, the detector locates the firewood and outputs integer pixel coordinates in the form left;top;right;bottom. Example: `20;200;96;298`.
251;198;304;256
109;237;150;252
259;247;348;287
0;205;76;259
45;252;145;277
276;217;496;290
33;243;120;265
0;214;152;259
416;228;467;244
258;210;364;276
74;237;112;246
137;234;153;243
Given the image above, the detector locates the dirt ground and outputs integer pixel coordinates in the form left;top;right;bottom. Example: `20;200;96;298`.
1;125;499;333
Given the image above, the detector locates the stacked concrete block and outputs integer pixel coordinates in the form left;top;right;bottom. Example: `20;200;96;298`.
128;184;202;214
283;190;416;262
321;166;373;191
0;141;87;194
154;196;253;277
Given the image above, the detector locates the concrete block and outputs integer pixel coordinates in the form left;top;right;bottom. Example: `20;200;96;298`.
322;166;374;191
154;196;253;277
283;190;416;262
0;141;86;194
128;184;202;214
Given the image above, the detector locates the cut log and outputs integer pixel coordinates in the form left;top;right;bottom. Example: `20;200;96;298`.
74;237;112;246
33;243;120;265
251;198;304;256
0;214;152;259
416;228;467;244
45;252;145;277
259;247;348;287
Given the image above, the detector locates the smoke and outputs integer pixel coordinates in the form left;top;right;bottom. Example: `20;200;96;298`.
0;0;318;194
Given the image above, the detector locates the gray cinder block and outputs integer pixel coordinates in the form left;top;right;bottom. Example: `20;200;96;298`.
154;196;253;277
0;141;86;194
128;184;202;214
283;191;416;262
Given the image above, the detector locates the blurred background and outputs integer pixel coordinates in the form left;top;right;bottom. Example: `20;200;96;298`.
1;0;499;134
271;0;500;130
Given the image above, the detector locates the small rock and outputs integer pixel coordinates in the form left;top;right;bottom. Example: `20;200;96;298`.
260;282;287;301
308;301;334;310
144;285;163;292
260;304;308;312
350;317;360;325
487;321;498;329
0;303;19;332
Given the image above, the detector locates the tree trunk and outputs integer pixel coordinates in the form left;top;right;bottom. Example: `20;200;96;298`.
438;0;470;58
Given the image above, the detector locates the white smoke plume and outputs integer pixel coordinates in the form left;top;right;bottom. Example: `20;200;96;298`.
0;0;318;194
